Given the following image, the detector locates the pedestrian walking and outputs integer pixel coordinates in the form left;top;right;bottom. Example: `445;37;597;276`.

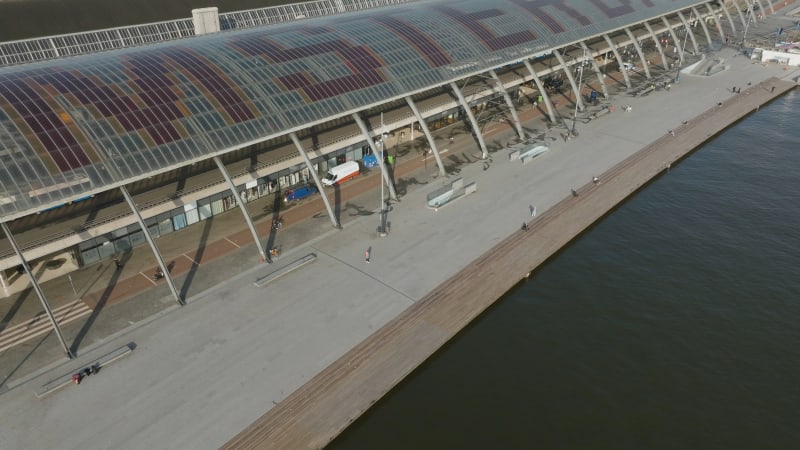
530;205;537;217
771;86;775;93
592;176;599;184
571;188;578;197
365;248;371;264
522;222;528;231
113;258;122;270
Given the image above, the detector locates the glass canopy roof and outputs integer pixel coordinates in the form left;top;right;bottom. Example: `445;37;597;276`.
0;0;705;220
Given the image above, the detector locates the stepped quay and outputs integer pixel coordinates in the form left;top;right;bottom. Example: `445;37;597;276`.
1;12;799;450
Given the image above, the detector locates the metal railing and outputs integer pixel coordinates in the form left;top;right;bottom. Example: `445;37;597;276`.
0;0;420;67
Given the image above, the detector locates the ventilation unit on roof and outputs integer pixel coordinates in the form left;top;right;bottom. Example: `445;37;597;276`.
193;7;221;35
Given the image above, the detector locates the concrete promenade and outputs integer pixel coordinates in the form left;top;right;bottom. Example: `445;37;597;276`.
0;37;797;450
224;76;799;448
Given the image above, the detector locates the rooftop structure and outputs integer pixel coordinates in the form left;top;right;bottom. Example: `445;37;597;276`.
0;0;709;221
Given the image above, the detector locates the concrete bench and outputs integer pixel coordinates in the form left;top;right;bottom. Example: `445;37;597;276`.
637;85;655;97
588;108;612;121
254;254;317;287
425;177;477;209
36;343;134;398
520;145;549;165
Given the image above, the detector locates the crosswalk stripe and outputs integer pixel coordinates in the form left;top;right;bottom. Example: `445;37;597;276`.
0;300;92;353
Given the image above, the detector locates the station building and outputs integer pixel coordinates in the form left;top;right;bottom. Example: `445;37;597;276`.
0;0;768;356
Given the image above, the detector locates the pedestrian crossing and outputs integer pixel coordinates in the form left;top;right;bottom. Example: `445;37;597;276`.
0;299;91;354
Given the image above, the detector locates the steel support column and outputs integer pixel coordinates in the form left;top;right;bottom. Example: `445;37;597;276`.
603;34;632;88
213;157;267;262
289;133;339;228
692;6;715;46
449;81;489;159
731;0;748;28
705;2;726;40
580;42;608;99
405;96;445;176
119;186;183;305
1;222;74;359
351;112;399;200
523;60;557;124
716;1;737;35
553;49;586;111
489;69;525;139
624;27;652;79
662;16;686;64
677;11;701;54
644;22;669;70
753;0;767;18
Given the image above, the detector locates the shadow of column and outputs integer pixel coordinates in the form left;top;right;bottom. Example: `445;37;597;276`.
0;287;32;334
0;330;52;392
69;251;132;355
266;191;282;261
180;216;213;299
334;184;341;227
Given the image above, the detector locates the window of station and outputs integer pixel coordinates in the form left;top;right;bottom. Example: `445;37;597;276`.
171;206;188;231
78;234;117;265
73;152;338;267
146;216;160;238
197;200;213;221
111;227;133;253
185;203;200;225
426;110;459;131
157;211;175;236
128;224;146;248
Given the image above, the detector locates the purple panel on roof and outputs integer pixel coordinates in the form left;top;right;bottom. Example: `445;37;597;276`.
372;17;452;67
433;5;538;52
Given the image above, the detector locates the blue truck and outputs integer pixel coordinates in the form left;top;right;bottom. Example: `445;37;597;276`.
283;184;318;202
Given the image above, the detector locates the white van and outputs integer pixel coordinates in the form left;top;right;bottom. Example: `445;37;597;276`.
321;161;360;186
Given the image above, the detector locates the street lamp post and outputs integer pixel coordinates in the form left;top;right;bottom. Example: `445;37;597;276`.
571;47;587;137
378;114;387;236
743;5;754;46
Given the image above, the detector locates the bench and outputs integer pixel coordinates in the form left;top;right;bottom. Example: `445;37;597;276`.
36;343;134;398
254;254;317;287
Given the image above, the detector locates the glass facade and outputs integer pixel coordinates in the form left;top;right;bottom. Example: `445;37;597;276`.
75;149;344;266
0;0;705;219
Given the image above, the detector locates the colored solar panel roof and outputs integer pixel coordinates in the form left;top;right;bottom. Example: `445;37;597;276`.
0;0;707;220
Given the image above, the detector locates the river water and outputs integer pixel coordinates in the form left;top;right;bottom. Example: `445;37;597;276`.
331;92;800;448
